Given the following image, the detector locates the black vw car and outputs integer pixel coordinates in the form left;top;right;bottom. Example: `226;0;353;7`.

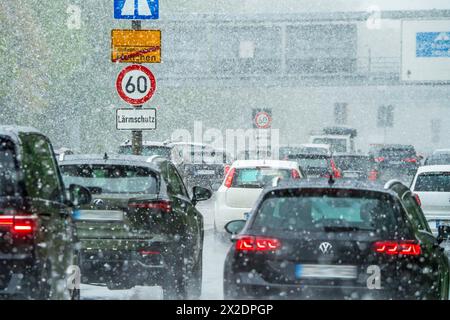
58;154;212;299
223;179;450;300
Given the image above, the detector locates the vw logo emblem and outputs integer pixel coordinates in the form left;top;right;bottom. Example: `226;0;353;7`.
319;242;333;254
93;199;105;207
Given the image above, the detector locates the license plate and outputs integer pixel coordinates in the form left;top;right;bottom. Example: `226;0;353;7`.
73;210;124;222
390;161;402;165
196;170;215;175
295;264;357;279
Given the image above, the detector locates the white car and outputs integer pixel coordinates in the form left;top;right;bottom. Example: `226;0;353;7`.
411;165;450;234
214;160;304;233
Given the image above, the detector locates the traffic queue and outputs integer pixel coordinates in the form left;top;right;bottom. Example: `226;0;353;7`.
0;125;450;300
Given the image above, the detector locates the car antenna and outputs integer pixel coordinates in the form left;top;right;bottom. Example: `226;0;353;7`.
328;173;335;186
103;152;108;160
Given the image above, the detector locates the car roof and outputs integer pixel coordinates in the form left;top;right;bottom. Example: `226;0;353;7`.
416;165;450;174
264;179;401;197
120;140;169;147
333;153;369;158
300;143;331;149
0;126;44;142
58;154;163;171
287;153;331;158
432;149;450;154
231;159;299;169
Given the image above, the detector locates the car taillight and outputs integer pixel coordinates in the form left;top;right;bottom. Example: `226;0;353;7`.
0;213;37;235
413;193;422;207
368;169;378;181
373;241;421;256
224;165;231;176
235;236;281;252
291;169;300;179
224;168;236;188
330;160;342;178
403;158;417;163
128;200;172;213
374;157;385;163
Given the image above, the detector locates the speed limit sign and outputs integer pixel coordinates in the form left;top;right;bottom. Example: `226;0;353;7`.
254;111;272;129
116;65;156;105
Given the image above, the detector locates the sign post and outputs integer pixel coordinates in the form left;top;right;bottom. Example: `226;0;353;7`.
132;21;143;155
252;109;273;159
113;0;160;156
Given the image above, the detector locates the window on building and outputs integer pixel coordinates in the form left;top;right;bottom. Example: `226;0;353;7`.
377;105;394;128
334;103;348;125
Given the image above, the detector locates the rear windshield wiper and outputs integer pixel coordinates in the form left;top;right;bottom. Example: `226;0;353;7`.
322;226;375;232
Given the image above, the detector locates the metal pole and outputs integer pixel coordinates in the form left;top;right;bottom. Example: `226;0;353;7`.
132;20;143;156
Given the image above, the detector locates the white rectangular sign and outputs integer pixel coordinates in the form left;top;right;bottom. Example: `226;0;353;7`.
116;108;156;130
402;20;450;82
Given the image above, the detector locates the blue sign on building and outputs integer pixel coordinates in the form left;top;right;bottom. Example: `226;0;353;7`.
416;32;450;58
114;0;159;20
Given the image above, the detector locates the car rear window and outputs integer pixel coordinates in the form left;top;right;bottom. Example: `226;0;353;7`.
0;138;18;197
334;156;371;171
414;172;450;192
119;145;171;159
233;167;292;188
426;156;450;166
289;156;329;169
379;147;415;159
60;164;158;194
251;189;408;237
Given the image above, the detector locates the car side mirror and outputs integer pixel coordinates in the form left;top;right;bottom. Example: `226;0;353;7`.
192;186;212;205
225;220;246;235
66;184;92;207
437;225;450;244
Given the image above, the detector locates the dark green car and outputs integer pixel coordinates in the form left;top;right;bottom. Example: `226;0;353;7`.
0;126;91;300
58;154;212;299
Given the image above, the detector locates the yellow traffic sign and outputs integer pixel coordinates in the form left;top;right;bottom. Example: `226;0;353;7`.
111;29;161;63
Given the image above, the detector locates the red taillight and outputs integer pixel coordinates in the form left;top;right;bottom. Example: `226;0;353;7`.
368;169;378;181
403;158;417;163
413;193;422;207
235;236;281;252
0;214;36;235
224;168;236;188
129;200;172;213
330;160;342;179
224;165;231;176
139;250;160;256
373;241;421;256
291;169;300;179
374;157;385;163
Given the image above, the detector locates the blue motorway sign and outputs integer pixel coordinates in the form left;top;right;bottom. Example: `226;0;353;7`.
416;32;450;58
114;0;159;20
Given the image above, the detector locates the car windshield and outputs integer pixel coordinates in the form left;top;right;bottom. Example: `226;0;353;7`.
233;167;292;188
414;172;450;192
252;189;407;237
60;164;158;194
0;138;18;197
119;145;171;159
334;156;371;171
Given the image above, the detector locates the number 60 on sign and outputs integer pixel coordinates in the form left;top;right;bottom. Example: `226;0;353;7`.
116;65;157;106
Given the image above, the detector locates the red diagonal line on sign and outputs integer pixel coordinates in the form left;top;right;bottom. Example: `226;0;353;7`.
112;46;161;62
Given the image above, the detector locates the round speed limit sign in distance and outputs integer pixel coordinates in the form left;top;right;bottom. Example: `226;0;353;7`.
116;65;156;105
254;111;272;129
